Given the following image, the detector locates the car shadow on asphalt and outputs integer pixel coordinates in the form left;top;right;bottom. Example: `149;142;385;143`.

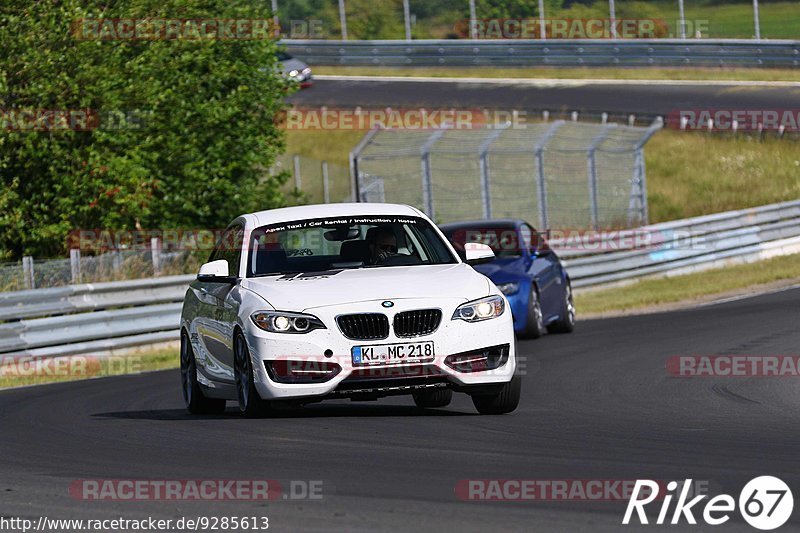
91;404;476;421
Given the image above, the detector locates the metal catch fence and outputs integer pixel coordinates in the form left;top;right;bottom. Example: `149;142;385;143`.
273;154;354;203
0;249;201;292
350;119;661;229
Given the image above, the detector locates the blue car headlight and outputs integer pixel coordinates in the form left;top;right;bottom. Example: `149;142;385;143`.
496;282;519;296
452;295;505;323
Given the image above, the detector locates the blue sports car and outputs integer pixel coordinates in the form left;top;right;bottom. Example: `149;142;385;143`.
440;219;575;338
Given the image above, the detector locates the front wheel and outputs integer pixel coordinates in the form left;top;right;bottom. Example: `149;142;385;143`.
234;332;272;418
519;286;545;339
180;331;226;415
548;281;575;334
413;388;453;408
471;375;521;415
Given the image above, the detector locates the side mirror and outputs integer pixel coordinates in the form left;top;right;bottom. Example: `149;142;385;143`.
197;259;236;282
465;243;495;265
534;247;553;257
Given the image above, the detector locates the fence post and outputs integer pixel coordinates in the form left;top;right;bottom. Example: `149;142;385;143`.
70;249;82;284
22;256;35;290
478;126;506;219
338;0;348;39
586;124;617;230
468;0;477;39
293;154;302;191
628;118;662;225
538;0;546;39
420;130;445;218
587;151;599;230
534;120;565;230
609;0;617;39
478;154;491;219
349;127;380;202
753;0;761;40
403;0;411;40
322;160;331;203
639;150;649;225
151;237;162;276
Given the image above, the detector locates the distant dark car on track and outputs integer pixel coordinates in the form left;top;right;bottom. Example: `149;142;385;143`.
277;51;313;88
440;219;575;338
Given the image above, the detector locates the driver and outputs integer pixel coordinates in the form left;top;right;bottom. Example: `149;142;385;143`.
367;227;397;265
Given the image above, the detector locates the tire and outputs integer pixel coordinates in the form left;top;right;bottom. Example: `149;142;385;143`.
471;375;522;415
180;331;227;415
234;331;272;418
548;280;575;334
519;285;545;339
413;388;453;408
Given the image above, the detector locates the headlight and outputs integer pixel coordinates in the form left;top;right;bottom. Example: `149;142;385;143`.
452;295;505;323
496;282;519;295
251;311;325;334
301;67;311;75
289;69;299;78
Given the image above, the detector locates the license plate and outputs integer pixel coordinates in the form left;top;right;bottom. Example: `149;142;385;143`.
352;341;435;366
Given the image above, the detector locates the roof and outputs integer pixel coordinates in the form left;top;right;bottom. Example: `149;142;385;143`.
439;219;529;232
247;203;424;228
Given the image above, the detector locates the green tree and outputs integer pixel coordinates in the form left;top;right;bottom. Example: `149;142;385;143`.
0;0;293;259
475;0;564;19
345;0;405;40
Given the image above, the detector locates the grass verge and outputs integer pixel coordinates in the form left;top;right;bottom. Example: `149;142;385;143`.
0;348;179;389
574;253;800;315
314;66;800;83
645;131;800;222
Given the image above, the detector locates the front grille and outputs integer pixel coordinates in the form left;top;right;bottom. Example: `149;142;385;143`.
393;309;442;338
336;313;389;340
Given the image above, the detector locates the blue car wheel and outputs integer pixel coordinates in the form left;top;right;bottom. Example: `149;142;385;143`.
548;281;575;334
520;286;545;339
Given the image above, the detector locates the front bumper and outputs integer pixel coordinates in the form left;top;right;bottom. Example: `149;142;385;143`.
243;298;516;401
496;282;530;333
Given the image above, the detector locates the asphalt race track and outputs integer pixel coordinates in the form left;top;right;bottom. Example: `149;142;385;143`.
287;77;800;118
1;287;799;532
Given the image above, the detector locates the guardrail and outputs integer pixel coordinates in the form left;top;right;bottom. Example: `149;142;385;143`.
0;276;192;359
554;199;800;288
1;199;799;360
284;39;800;68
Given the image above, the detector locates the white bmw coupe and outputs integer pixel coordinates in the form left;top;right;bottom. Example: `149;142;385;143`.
180;203;519;417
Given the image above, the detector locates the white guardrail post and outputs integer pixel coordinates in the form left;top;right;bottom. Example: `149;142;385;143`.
70;249;82;284
22;256;35;290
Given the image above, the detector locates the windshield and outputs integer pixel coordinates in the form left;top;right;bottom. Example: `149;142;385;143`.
443;225;524;258
247;215;457;277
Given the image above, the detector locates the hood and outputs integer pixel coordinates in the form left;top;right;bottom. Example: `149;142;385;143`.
473;256;529;282
280;58;308;75
240;263;490;312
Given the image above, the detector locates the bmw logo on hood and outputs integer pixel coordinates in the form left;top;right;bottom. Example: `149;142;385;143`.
381;301;394;308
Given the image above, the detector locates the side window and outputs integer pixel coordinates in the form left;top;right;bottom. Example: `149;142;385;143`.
208;224;244;276
520;224;533;252
525;223;549;252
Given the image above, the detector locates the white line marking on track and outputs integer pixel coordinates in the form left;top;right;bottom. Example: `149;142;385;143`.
315;74;800;88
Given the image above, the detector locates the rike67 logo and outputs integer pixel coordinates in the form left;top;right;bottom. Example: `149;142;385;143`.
623;477;793;530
